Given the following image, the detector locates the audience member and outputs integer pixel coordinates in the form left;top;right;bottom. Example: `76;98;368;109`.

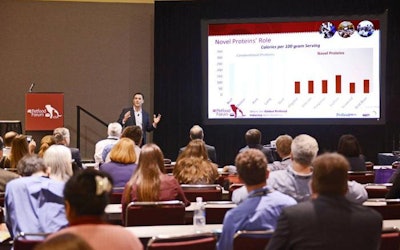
268;134;292;171
0;136;19;191
38;135;57;158
178;125;217;164
102;125;142;165
337;134;366;171
117;92;161;145
5;155;67;238
99;138;138;189
233;134;367;204
217;149;296;250
173;139;219;184
267;134;318;202
94;122;122;168
0;169;19;192
2;131;18;158
34;233;94;250
122;143;190;221
53;127;83;171
43;169;143;250
239;128;274;163
0;134;35;169
385;168;400;198
266;153;382;250
43;145;74;182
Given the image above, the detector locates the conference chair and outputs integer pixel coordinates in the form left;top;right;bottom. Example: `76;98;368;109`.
228;183;245;200
233;229;274;250
180;184;223;202
364;183;391;198
109;187;124;204
380;227;400;250
365;199;400;220
348;171;375;184
147;232;217;250
205;201;236;224
124;200;185;226
365;161;374;171
13;232;50;250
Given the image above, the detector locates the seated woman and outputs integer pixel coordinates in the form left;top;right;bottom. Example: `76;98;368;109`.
100;138;138;190
43;145;74;182
0;134;35;169
173;139;219;184
38;135;57;158
337;134;367;171
122;143;190;221
43;169;143;250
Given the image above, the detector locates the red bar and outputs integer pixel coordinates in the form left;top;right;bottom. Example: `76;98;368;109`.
364;79;370;93
308;81;314;93
322;80;328;93
295;81;300;94
349;82;355;93
336;75;341;93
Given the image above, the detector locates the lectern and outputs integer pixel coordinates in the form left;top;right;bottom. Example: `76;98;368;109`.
25;93;64;131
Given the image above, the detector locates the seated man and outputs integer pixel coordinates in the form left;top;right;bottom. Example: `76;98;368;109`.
217;149;296;250
239;128;274;163
94;122;122;168
54;127;83;171
268;134;292;171
5;155;67;238
178;125;217;164
266;153;382;250
233;134;367;204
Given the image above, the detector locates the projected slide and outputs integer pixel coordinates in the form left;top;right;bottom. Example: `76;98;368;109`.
206;19;381;120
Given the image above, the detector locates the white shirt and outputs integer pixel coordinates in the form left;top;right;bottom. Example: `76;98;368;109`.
94;136;119;168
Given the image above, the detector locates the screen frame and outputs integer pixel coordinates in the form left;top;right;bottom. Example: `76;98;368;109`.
201;11;388;126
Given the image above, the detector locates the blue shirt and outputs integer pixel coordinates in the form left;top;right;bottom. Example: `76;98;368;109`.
217;186;296;250
99;161;137;188
5;175;68;238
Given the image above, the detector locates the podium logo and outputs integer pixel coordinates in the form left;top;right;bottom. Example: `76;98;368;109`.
27;104;62;119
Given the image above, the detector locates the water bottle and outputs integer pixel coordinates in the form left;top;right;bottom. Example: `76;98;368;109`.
193;196;206;232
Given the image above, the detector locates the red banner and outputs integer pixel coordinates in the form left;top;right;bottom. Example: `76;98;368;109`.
25;93;64;131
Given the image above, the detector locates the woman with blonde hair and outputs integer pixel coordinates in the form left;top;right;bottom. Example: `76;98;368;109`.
122;143;189;221
43;144;74;182
38;135;57;158
99;138;138;189
173;139;219;184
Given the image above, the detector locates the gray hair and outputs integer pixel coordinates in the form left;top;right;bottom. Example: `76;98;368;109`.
43;144;73;182
107;122;122;137
17;154;48;176
291;134;319;166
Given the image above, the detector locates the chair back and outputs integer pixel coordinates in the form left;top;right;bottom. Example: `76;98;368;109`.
365;183;391;198
233;230;274;250
180;184;223;202
109;187;124;204
13;232;50;250
124;200;185;226
380;227;400;250
205;201;236;224
348;171;375;184
147;232;217;250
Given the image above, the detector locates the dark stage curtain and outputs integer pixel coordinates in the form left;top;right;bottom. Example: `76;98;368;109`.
154;0;400;166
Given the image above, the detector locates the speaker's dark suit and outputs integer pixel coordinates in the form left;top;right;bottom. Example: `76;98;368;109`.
117;107;155;144
266;195;382;250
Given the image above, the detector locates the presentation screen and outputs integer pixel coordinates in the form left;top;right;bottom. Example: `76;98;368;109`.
201;12;387;125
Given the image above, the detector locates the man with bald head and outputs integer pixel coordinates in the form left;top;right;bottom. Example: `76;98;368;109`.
178;125;217;164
